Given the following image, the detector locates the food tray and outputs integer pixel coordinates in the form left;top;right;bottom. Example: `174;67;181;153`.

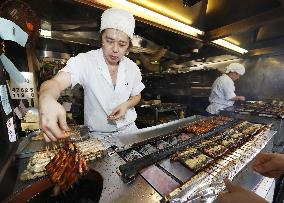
16;126;89;158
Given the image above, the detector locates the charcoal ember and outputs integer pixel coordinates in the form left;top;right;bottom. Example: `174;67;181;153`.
182;116;233;135
124;150;143;161
156;140;170;150
177;133;192;141
139;144;158;155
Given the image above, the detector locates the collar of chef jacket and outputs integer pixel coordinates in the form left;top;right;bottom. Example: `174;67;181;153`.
96;48;127;115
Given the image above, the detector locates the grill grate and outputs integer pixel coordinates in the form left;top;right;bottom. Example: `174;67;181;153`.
118;118;239;182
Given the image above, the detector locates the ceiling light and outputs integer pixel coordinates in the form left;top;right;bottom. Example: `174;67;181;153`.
129;0;192;25
96;0;204;37
212;39;248;54
86;0;247;55
40;29;51;38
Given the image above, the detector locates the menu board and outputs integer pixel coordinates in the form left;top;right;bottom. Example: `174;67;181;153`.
9;72;36;99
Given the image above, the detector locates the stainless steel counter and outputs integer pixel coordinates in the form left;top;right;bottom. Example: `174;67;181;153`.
5;115;277;203
88;116;204;203
89;152;162;203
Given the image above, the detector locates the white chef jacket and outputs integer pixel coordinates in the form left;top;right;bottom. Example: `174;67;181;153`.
60;48;145;133
206;74;236;114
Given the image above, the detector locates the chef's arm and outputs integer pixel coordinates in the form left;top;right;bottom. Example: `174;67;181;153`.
223;85;245;102
39;72;71;100
230;96;246;101
108;94;141;120
39;72;72;142
126;93;141;109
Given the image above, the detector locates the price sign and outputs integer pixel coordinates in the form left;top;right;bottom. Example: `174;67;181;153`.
9;72;36;99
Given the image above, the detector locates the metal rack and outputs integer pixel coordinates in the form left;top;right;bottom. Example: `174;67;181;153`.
220;105;284;153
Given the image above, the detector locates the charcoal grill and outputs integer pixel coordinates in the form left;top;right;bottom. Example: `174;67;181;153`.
6;170;103;203
4;116;276;203
221;100;284;152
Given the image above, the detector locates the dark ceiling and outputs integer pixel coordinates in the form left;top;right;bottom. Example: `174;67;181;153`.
201;0;284;57
12;0;284;60
203;0;281;30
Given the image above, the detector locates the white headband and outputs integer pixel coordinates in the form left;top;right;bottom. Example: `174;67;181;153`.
225;63;245;75
100;8;135;39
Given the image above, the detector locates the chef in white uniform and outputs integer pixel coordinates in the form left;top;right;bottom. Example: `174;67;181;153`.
206;63;246;115
39;8;145;142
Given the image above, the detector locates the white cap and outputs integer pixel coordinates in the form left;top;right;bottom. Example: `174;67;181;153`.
100;8;135;39
225;63;245;75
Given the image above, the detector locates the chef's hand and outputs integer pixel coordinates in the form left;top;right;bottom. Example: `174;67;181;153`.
39;96;70;142
252;152;284;178
107;102;129;121
217;178;267;203
237;96;246;101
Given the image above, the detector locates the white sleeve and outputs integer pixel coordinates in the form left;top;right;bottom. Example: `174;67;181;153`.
59;54;84;88
223;81;236;100
131;68;145;96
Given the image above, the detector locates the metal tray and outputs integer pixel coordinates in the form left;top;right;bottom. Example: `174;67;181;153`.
16;126;89;159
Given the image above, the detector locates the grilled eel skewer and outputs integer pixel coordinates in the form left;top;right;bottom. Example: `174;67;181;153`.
45;141;88;196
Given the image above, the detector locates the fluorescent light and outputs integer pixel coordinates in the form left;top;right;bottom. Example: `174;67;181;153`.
40;29;51;38
83;0;248;54
96;0;204;37
128;0;193;25
212;39;248;54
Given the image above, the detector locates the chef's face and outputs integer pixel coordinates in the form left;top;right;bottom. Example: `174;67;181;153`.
231;72;240;81
101;29;130;66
